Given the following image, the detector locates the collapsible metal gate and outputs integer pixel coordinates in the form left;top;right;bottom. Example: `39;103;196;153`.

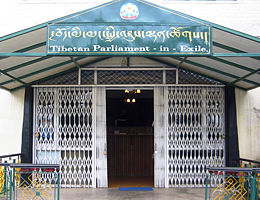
167;86;225;187
33;69;225;188
33;87;95;188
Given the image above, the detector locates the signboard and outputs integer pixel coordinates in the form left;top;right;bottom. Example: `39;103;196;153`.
47;23;212;56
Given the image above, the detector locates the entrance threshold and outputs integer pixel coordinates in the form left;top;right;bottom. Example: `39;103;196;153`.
108;176;154;188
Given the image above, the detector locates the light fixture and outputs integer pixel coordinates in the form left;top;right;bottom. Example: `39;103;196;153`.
124;89;140;103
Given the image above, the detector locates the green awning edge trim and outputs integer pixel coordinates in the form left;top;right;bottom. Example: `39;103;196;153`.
213;53;260;57
0;53;46;57
3;57;51;73
10;56;112;91
0;85;10;91
207;57;255;72
10;67;78;92
230;67;260;85
0;42;46;60
172;57;258;86
0;69;26;85
146;57;246;91
0;57;77;86
0;0;260;44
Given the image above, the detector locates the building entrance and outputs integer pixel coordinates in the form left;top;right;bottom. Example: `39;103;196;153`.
106;89;154;188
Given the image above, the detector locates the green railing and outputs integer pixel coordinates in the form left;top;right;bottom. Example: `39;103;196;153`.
0;163;10;200
0;162;60;200
205;167;260;200
10;164;60;200
0;154;21;200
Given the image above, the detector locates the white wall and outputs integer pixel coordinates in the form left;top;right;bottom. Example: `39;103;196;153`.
0;0;260;37
236;87;260;161
0;88;25;155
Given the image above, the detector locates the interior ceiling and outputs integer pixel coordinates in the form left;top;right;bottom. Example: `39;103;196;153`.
0;2;260;91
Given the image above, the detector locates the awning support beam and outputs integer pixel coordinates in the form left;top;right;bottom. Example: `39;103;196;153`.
0;52;47;57
10;57;112;91
207;57;255;72
70;57;81;68
145;57;245;90
213;53;260;57
212;24;260;44
230;67;260;85
3;57;51;73
171;57;259;86
213;42;260;61
10;67;78;92
0;42;46;60
0;85;10;91
0;57;86;86
127;57;130;68
177;57;187;69
0;70;26;85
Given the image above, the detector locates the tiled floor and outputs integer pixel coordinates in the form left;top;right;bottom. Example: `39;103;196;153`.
60;188;205;200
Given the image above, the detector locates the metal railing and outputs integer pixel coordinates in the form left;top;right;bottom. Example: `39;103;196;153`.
0;154;60;200
240;158;260;168
0;154;22;164
9;164;60;200
0;163;10;199
205;167;260;200
0;154;21;199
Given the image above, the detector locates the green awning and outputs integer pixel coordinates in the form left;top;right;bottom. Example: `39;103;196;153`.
0;0;259;91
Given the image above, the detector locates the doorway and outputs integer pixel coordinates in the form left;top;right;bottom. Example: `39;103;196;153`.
106;89;154;188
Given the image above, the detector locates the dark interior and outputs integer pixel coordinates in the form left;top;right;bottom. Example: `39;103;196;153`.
106;89;154;187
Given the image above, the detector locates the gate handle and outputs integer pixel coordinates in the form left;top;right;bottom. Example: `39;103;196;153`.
104;143;107;155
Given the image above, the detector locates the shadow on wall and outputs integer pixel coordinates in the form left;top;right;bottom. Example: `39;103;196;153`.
253;107;260;119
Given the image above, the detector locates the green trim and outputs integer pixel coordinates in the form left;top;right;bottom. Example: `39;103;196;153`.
146;57;177;69
0;70;26;85
33;57;110;85
0;57;81;86
3;57;51;73
15;42;46;53
173;57;258;86
230;67;260;85
127;57;130;68
137;1;260;43
57;171;60;200
145;57;247;90
79;56;111;67
170;9;260;43
213;42;260;61
9;57;111;90
70;57;81;68
0;24;47;42
207;57;254;72
1;0;259;46
212;24;260;44
213;53;260;57
0;53;46;57
0;42;46;60
10;67;77;91
0;85;10;91
213;42;243;53
0;1;125;42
